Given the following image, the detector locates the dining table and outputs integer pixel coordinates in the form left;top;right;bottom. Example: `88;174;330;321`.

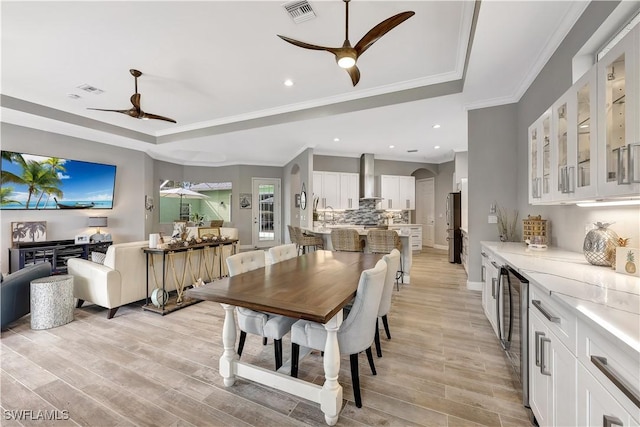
185;249;383;425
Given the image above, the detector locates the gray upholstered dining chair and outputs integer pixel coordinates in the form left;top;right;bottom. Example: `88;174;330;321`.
268;243;298;263
226;250;297;370
289;259;387;408
330;228;364;252
375;249;401;358
367;229;404;289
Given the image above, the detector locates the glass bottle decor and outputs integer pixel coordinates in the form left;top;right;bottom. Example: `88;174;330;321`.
583;222;619;266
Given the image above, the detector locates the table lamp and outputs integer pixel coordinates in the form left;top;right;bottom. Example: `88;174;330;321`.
88;217;108;242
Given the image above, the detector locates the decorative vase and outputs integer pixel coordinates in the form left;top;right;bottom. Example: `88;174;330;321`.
583;222;619;266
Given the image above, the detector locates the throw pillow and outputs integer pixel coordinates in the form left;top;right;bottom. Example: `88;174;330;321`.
91;251;106;265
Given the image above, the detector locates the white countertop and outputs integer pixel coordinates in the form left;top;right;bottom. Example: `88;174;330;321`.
482;241;640;353
308;226;413;236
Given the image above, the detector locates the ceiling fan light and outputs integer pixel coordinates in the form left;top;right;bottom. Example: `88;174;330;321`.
337;53;356;69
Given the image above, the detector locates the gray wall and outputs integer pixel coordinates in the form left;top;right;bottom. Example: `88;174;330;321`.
284;148;313;238
1;123;151;272
468;104;519;284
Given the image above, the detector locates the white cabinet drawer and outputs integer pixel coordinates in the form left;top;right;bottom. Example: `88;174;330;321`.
578;320;640;419
530;282;577;355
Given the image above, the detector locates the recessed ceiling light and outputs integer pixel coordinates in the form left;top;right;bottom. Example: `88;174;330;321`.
433;124;441;129
389;145;395;149
67;93;81;99
434;145;440;149
284;79;294;87
333;137;340;142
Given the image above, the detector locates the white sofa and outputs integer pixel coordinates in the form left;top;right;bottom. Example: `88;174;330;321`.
67;241;177;318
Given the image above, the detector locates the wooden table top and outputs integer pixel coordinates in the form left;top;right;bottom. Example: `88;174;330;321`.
142;238;238;254
185;250;383;324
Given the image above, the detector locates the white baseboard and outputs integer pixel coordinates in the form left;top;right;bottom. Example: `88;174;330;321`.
467;280;482;291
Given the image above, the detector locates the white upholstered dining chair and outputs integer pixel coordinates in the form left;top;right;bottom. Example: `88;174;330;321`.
375;249;400;358
226;250;297;370
268;243;298;263
289;259;387;408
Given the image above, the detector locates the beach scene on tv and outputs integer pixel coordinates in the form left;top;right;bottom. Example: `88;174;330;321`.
1;151;116;210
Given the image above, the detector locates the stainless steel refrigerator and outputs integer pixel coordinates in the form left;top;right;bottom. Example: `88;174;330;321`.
446;192;461;263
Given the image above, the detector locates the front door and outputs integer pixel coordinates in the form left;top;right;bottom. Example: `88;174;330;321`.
251;178;281;248
416;178;435;247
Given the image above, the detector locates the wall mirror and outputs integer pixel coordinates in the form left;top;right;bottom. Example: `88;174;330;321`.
300;183;307;210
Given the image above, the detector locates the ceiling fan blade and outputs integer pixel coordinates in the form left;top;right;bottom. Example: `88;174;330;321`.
346;65;361;86
141;112;177;123
354;11;415;57
87;107;131;114
277;35;340;55
130;93;141;111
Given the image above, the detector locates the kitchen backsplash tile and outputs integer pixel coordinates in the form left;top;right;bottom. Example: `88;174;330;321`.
316;199;409;225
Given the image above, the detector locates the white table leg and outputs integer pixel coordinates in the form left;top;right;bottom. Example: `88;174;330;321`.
219;303;237;387
320;310;343;426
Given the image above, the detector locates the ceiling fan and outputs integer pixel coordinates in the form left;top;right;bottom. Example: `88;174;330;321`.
88;69;176;123
277;0;414;86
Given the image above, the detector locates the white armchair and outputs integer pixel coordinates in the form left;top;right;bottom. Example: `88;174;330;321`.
67;241;178;318
290;259;387;408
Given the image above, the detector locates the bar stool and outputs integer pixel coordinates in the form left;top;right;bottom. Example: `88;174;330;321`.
367;229;404;290
330;228;364;252
294;226;324;254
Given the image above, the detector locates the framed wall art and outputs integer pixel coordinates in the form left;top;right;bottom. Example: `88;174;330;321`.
11;221;47;246
239;193;252;209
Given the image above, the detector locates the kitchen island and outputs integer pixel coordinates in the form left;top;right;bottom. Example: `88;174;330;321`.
304;226;413;283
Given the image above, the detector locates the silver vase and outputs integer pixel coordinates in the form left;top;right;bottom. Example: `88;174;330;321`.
583;222;619;266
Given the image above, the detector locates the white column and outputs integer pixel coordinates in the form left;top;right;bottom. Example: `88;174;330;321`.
219;303;238;387
319;310;343;426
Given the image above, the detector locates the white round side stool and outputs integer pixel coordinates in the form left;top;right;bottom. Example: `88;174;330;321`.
30;275;74;330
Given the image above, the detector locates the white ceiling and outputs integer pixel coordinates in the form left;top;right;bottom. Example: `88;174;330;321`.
1;1;589;167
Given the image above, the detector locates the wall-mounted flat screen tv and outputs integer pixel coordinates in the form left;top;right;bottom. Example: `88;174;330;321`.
1;151;116;210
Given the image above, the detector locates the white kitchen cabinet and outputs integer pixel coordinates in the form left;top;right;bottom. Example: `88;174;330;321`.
379;175;415;210
528;282;578;427
551;66;599;202
480;251;500;339
529;306;577;427
577;363;639;427
314;171;358;210
338;172;359;210
388;225;422;252
528;110;554;204
597;24;640;197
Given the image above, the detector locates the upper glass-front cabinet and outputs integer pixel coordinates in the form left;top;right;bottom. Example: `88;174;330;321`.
528;110;553;203
597;24;640;197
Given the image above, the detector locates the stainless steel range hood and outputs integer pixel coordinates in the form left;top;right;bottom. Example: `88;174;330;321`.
359;153;382;200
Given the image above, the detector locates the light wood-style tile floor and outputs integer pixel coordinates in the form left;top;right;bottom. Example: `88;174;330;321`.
1;248;532;426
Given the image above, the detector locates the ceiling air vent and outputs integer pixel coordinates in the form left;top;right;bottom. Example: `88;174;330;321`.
77;84;104;95
283;0;316;24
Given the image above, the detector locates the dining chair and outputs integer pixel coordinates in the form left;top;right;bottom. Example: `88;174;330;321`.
226;250;297;370
268;243;298;263
294;226;324;255
287;225;300;253
330;228;364;252
375;249;401;358
289;259;387;408
366;229;404;289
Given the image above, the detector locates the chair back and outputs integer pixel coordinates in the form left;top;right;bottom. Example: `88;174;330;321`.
226;250;266;276
269;244;298;263
379;249;400;317
209;219;224;228
367;229;401;254
331;229;363;252
337;259;387;355
287;225;298;245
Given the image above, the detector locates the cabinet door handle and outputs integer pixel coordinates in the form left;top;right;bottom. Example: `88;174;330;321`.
568;166;575;193
615;146;630;185
481;265;485;282
591;355;640;409
491;278;497;298
603;415;624;427
534;331;545;367
532;299;560;323
630;142;640;183
491;261;500;269
540;336;551;376
481;251;488;258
